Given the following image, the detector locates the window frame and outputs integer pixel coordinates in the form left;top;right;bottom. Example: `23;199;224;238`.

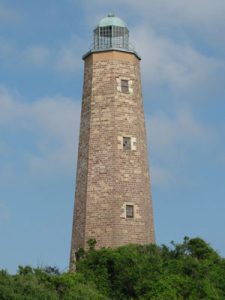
126;204;134;218
123;136;131;150
121;79;129;93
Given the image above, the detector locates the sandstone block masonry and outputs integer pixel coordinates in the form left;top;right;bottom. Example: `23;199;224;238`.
70;50;155;268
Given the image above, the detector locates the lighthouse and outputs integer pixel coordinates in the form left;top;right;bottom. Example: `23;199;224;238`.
70;14;155;268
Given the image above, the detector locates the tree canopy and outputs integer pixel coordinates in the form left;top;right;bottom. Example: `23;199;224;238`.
1;237;225;299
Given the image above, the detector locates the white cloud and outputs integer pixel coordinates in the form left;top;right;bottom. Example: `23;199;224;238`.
79;0;225;55
22;46;50;66
0;87;23;124
56;46;80;72
131;27;223;90
147;110;220;186
0;87;81;176
0;35;85;73
126;0;225;28
27;96;81;175
21;35;87;72
81;0;225;33
149;110;218;151
0;87;222;187
55;35;87;73
77;1;225;94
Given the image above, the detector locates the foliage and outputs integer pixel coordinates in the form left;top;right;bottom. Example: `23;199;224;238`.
1;237;225;299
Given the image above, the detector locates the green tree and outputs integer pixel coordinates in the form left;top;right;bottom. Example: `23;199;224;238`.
1;237;225;299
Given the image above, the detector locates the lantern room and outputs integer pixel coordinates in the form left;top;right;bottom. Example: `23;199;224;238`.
93;13;130;51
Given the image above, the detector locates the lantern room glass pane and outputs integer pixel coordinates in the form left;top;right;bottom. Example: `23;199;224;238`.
94;26;129;51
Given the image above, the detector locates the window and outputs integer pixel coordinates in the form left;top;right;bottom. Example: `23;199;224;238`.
123;137;131;150
126;205;134;218
121;79;129;93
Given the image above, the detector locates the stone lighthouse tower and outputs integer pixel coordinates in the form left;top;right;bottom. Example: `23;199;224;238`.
70;14;154;267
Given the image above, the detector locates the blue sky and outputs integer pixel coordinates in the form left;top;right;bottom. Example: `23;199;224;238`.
0;0;225;273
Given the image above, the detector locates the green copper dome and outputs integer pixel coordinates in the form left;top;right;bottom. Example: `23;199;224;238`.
96;13;127;28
